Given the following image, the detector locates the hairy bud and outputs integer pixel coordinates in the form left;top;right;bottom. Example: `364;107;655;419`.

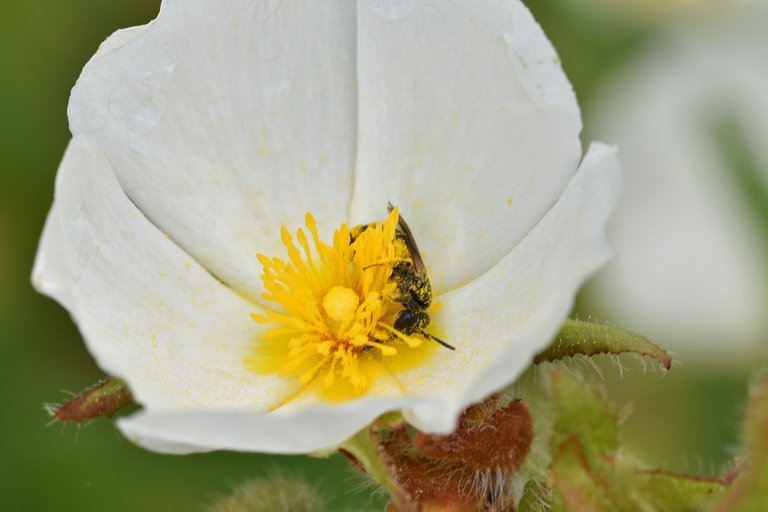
415;399;533;472
47;376;133;422
380;397;534;511
207;479;323;512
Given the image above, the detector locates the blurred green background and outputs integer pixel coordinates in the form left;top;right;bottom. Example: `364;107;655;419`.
0;1;759;510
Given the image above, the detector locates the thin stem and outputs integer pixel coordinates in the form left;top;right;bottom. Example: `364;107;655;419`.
340;427;412;511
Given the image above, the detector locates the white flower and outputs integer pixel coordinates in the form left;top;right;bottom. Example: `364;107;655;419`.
33;0;618;455
571;0;756;23
588;7;768;360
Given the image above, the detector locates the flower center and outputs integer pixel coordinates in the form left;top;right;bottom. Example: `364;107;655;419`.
323;286;359;323
247;209;438;402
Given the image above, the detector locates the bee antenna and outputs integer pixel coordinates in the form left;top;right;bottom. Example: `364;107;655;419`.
425;333;455;351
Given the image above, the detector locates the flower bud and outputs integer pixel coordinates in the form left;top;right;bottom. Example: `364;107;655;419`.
48;377;133;423
415;399;533;472
207;479;323;512
380;397;534;511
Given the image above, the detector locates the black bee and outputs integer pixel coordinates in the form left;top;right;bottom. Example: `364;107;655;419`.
352;204;455;351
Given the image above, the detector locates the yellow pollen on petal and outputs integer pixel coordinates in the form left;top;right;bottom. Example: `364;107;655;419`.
245;210;439;403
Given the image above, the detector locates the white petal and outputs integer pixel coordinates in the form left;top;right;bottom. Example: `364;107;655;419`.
69;0;359;298
399;143;620;433
118;397;419;455
351;0;582;292
33;137;292;411
587;12;768;359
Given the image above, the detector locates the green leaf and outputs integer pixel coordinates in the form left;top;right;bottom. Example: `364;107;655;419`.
47;376;134;422
534;319;671;370
713;376;768;512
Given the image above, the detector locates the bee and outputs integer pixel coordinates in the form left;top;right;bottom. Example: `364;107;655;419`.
351;204;455;351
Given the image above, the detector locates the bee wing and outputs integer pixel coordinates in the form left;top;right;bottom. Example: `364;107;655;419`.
388;203;427;277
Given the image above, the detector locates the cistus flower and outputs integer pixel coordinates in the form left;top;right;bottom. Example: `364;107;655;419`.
587;6;768;360
572;0;756;23
33;0;619;455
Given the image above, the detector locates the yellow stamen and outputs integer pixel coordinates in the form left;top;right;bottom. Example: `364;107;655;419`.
245;209;438;402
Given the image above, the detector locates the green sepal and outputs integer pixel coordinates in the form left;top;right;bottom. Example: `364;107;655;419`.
713;375;768;512
518;480;551;512
547;370;730;512
550;370;618;465
535;319;671;370
549;371;627;510
633;469;728;512
48;376;134;423
550;435;619;512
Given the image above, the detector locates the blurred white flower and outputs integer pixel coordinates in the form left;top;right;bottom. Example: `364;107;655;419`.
33;0;618;454
588;7;768;360
572;0;756;24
